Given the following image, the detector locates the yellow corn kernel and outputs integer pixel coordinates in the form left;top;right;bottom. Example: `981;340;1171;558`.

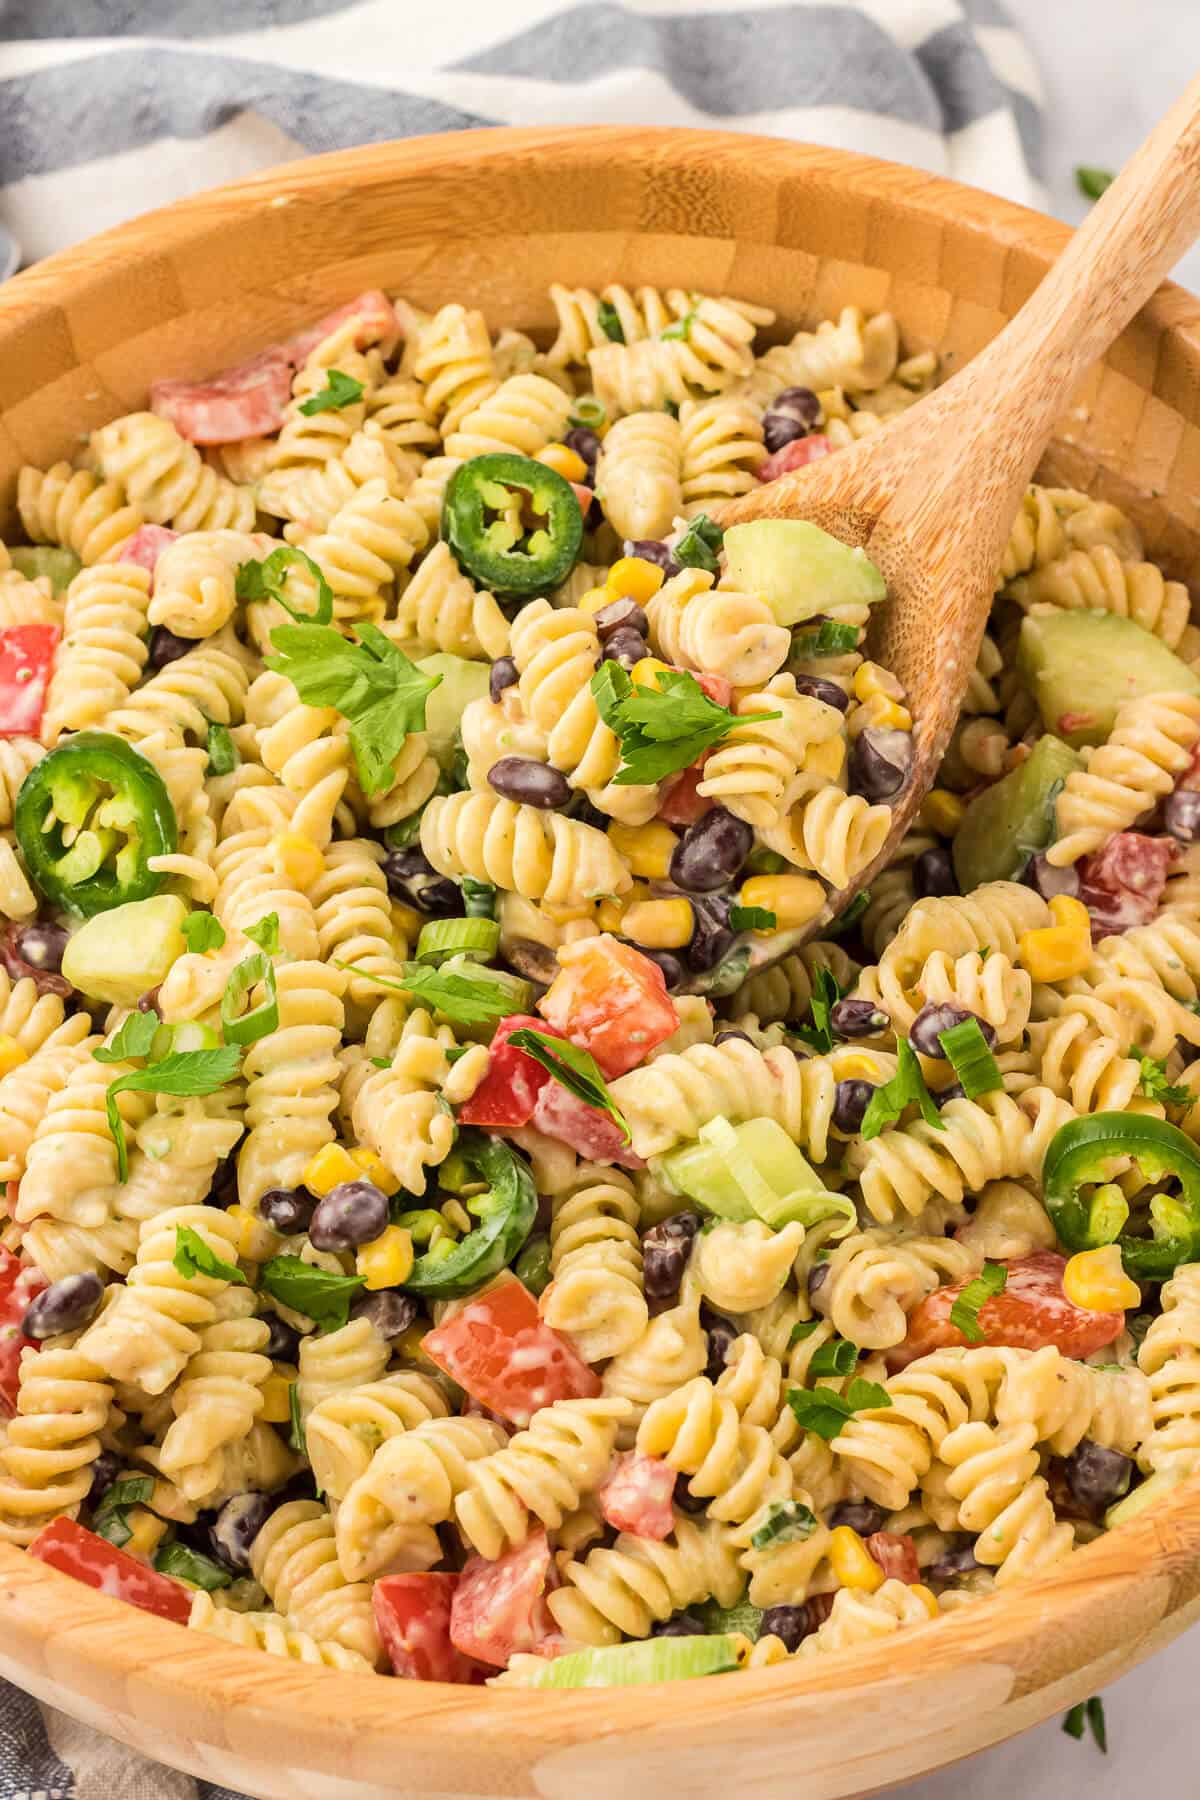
596;894;630;933
623;898;694;950
1063;1244;1141;1313
909;1584;940;1619
1017;920;1092;983
924;788;966;837
831;1050;888;1082
0;1034;27;1078
125;1508;169;1562
848;692;912;737
632;657;672;690
853;660;906;705
303;1142;361;1198
536;442;588;484
1049;894;1091;934
578;585;611;617
828;1526;885;1593
349;1145;401;1196
228;1203;280;1263
272;829;324;888
607;820;678;880
803;737;846;783
356;1225;414;1291
607;555;666;604
390;901;424;945
739;874;826;933
260;1373;294;1424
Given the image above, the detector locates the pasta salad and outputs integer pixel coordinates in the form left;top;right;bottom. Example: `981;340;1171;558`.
0;284;1195;1690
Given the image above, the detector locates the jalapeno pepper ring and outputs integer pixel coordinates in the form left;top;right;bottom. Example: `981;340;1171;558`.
402;1132;537;1298
15;731;178;918
1042;1112;1200;1279
443;452;584;596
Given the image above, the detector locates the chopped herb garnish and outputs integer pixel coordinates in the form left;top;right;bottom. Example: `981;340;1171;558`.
786;1377;891;1441
221;930;279;1048
1136;1054;1192;1108
507;1028;630;1144
1076;167;1115;201
660;309;695;342
591;659;777;787
949;1260;1007;1343
1063;1695;1107;1751
461;877;497;919
860;1038;944;1141
265;619;441;796
154;1542;233;1590
730;905;776;932
792;619;861;659
288;1380;307;1454
246;913;280;956
795;966;841;1054
827;889;871;938
93;1475;154;1548
807;1335;858;1379
338;959;518;1028
749;1500;818;1550
94;1009;161;1065
206;721;238;776
297;367;365;416
100;1045;242;1181
787;1319;821;1347
673;513;724;575
173;1224;246;1286
596;299;625;343
938;1017;1002;1098
568;396;606;433
691;1591;763;1639
260;1255;365;1333
236;545;333;626
183;911;226;954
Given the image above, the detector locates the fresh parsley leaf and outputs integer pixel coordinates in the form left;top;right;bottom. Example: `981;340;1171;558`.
794;966;841;1054
1076;166;1115;201
93;1475;154;1548
596;299;625;343
236;545;333;626
949;1260;1007;1343
660;309;695;342
749;1500;818;1550
860;1038;944;1141
94;1009;161;1065
1136;1054;1192;1108
1063;1696;1107;1752
786;1377;891;1441
154;1542;233;1590
105;1048;242;1180
260;1255;365;1332
206;720;238;776
807;1335;858;1379
691;1592;763;1638
938;1017;1002;1099
288;1380;307;1455
978;945;992;963
183;911;226;954
245;912;280;956
173;1223;246;1286
792;619;860;659
730;906;776;932
506;1028;630;1143
221;949;278;1048
370;1055;391;1070
337;959;518;1028
266;620;441;796
787;1319;821;1347
297;367;365;416
591;659;778;786
673;512;723;575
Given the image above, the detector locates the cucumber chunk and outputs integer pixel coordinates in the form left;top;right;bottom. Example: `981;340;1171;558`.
723;520;885;627
659;1116;851;1230
8;546;82;595
61;895;189;1006
510;1634;739;1688
417;654;493;767
952;734;1083;890
1017;609;1200;748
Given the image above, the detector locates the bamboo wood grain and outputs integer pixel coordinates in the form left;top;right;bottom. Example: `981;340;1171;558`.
0;125;1199;1800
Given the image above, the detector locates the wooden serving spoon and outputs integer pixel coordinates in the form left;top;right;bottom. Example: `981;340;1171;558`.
716;70;1200;967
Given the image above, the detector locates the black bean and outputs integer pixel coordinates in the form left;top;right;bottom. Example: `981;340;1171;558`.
23;1271;104;1339
913;846;958;899
488;755;571;810
488;656;519;702
935;1082;966;1108
624;538;681;579
642;1211;702;1302
849;727;912;801
382;847;460;915
701;1307;738;1380
210;1492;278;1572
136;985;162;1014
261;1314;301;1362
148;625;197;669
762;411;808;454
564;427;601;479
1;922;72;999
687;927;734;973
763;385;821;442
595;597;649;640
503;937;559;987
670;807;754;894
789;672;850;713
928;1540;980;1583
1022;853;1080;901
11;922;68;974
650;1611;708;1636
632;946;687;991
259;1187;316;1235
829;1500;886;1536
673;1473;708;1515
833;1078;875;1133
1065;1438;1134;1514
714;1029;753;1047
310;1180;389;1252
830;996;889;1038
567;792;610;832
350;1288;419;1340
910;1001;994;1060
602;626;649;669
87;1450;122;1507
1165;790;1200;844
761;1595;834;1649
207;1155;238;1211
807;1260;830;1299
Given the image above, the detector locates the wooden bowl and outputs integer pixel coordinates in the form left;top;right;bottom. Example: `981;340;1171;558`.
1;126;1199;1800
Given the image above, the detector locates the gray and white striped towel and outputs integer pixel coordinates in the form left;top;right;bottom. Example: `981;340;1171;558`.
0;4;1041;1797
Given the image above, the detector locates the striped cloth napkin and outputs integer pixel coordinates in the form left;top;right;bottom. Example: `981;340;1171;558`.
0;3;1042;1797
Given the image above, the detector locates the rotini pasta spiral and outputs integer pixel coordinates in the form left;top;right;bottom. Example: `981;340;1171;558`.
16;1042;157;1229
296;1316;390;1420
547;1512;742;1645
410;304;500;436
187;1591;373;1672
814;1227;981;1352
237;959;345;1207
1010;545;1192;648
0;1018;99;1186
250;1499;381;1665
797;1578;935;1656
1136;1262;1200;1475
17;462;146;566
1049;691;1200;864
645;566;789;689
443;373;572;463
245;669;352;849
41;561;152;743
420;791;632;906
336;1415;507;1581
149;528;268;640
546;283;675;364
678;393;766;514
156;1284;272;1501
595;411;682;543
91;412;256;532
738;308;898;410
386;540;510;661
456;1397;630;1559
830;1346;1009;1509
602;1294;709;1435
690;1220;807;1315
936;1419;1075;1586
305;1370;451;1501
697;673;844;830
637;1376;791;1525
541;1167;647;1362
609;1037;837;1161
0;1345;112;1545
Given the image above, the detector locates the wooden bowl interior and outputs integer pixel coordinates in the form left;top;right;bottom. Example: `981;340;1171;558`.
1;127;1200;1799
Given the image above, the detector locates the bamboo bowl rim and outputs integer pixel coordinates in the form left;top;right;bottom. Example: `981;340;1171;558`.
1;125;1200;1753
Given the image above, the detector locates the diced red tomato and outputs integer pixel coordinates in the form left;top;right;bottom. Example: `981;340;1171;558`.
531;1078;644;1168
596;1452;675;1540
284;290;398;364
422;1276;600;1426
450;1534;557;1668
695;673;733;708
27;1518;191;1624
657;762;713;826
373;1573;488;1683
538;935;679;1079
151;349;293;445
570;483;594;517
866;1531;920;1584
116;525;179;580
458;1014;560;1129
757;434;832;482
0;624;59;738
891;1251;1124;1369
0;1245;45;1417
1080;833;1177;938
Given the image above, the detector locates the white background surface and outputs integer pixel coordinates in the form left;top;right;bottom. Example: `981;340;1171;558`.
892;3;1200;1793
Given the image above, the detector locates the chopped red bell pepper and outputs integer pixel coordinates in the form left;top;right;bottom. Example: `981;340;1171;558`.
596;1452;675;1540
866;1531;920;1584
0;625;59;738
373;1572;488;1683
450;1534;558;1667
421;1275;599;1426
891;1251;1124;1369
1079;832;1177;938
27;1518;191;1624
0;1245;45;1417
150;351;293;445
530;1078;643;1167
457;1014;561;1129
538;935;679;1078
757;434;833;482
657;762;713;826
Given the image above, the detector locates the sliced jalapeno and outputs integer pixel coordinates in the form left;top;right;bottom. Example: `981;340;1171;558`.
401;1132;536;1298
443;453;584;596
15;731;178;918
1042;1111;1200;1279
